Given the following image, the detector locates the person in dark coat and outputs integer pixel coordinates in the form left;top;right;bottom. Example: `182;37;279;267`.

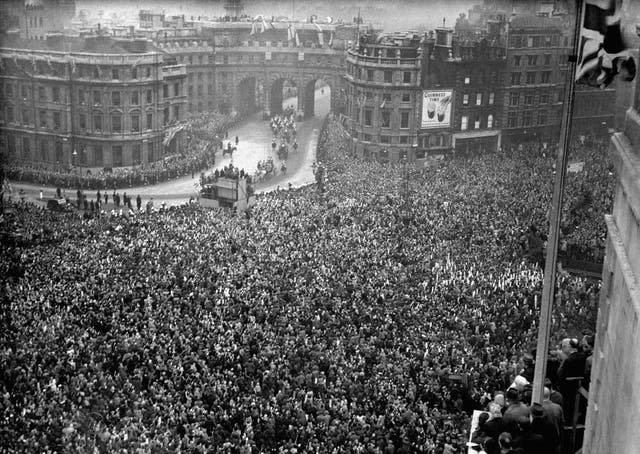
530;402;560;454
483;403;506;441
503;388;530;434
513;417;545;454
136;195;142;211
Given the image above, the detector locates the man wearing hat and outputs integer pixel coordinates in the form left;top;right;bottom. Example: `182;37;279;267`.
530;402;560;454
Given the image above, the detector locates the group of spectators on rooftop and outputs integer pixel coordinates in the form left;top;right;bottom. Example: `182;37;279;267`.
1;117;608;452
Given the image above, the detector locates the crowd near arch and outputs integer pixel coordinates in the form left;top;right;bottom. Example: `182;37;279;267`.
1;117;610;452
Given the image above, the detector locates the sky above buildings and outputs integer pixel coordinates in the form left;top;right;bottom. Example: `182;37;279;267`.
75;0;478;32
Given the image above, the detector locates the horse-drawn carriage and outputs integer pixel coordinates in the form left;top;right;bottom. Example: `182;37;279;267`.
254;157;276;182
277;143;289;160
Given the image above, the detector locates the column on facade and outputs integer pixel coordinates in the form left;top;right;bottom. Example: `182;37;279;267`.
262;79;271;116
296;78;305;118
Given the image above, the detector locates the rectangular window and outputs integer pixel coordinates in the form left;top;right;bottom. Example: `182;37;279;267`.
112;91;121;106
146;89;152;104
527;36;534;47
402;93;411;102
54;141;63;163
538;110;548;125
132;144;141;164
464;76;470;84
403;72;411;83
40;141;47;161
22;137;30;158
146;113;153;130
544;54;551;65
523;110;532;126
39;110;47;128
474;116;480;129
487;115;494;128
508;111;518;127
380;135;390;144
525;94;534;105
476;93;482;106
513;55;521;67
539;92;549;104
131;114;140;132
163;84;169;98
526;72;536;84
399;136;409;144
400;111;410;129
52;86;60;102
146;67;151;78
509;93;519;106
53;112;61;130
6;84;13;98
461;115;468;130
21;85;28;99
188;86;194;97
94;145;103;166
22;108;30;125
38;86;46;101
112;68;119;80
112;145;123;166
511;72;521;85
79;113;86;130
197;85;203;96
93;90;101;105
527;55;537;66
367;69;374;81
94;67;100;79
112;115;122;133
489;92;494;105
541;71;551;83
164;107;169;125
364;109;372;126
131;91;139;105
173;105;180;120
132;67;137;79
7;106;14;123
93;114;102;132
384;70;392;83
463;94;469;106
174;83;180;97
381;110;391;128
78;89;86;105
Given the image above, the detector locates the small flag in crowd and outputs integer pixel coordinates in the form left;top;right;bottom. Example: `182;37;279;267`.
576;0;636;88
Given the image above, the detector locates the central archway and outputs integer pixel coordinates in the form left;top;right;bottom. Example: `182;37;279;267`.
270;78;298;116
303;78;332;118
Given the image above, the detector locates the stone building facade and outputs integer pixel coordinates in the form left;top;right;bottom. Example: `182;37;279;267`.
0;34;186;169
344;31;423;163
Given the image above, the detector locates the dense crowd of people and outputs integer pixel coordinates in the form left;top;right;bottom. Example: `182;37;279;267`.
3;112;242;191
1;117;608;452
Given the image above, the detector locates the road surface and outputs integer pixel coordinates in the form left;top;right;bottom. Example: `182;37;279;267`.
8;87;330;207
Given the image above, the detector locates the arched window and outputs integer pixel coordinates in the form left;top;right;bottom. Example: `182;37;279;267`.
487;114;494;129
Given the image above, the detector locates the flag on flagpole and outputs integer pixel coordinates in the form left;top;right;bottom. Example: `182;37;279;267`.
295;29;300;47
380;98;386;109
576;0;636;88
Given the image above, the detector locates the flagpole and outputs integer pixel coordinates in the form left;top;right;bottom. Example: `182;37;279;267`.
531;0;584;405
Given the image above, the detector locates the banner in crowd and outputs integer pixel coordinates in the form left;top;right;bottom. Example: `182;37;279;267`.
421;89;453;129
